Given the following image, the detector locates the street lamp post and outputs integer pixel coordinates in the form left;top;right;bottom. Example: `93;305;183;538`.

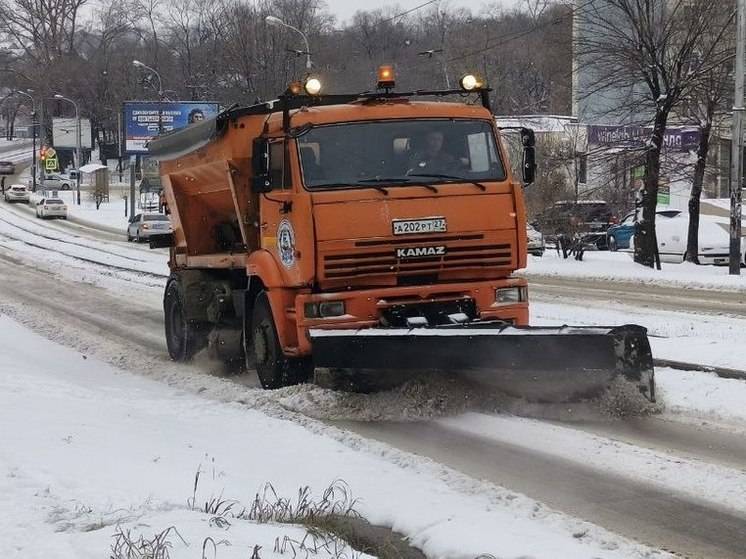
132;60;165;133
14;90;36;192
266;16;313;70
53;94;81;206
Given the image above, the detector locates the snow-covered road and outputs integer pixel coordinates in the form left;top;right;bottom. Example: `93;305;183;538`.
2;201;746;558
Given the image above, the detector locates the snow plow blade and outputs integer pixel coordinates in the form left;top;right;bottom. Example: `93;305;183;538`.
309;324;655;403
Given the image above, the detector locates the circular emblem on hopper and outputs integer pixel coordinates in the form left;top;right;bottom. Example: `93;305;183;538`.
277;220;296;268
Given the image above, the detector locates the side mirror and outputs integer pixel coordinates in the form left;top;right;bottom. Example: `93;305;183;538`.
522;146;536;185
251;138;272;193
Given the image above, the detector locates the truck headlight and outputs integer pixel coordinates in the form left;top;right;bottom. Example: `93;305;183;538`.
495;287;526;304
304;301;346;318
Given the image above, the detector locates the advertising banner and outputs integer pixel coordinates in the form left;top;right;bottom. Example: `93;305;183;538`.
123;101;219;154
588;125;699;152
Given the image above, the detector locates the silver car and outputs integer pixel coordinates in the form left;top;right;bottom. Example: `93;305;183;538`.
127;213;171;242
4;184;30;203
41;173;73;190
527;223;545;257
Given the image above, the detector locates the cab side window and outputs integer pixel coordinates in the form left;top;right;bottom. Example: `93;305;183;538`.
269;141;289;190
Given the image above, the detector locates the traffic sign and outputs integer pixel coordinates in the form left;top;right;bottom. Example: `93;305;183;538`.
45;156;59;171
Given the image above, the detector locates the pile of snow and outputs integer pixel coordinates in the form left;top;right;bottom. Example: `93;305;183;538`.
0;315;671;559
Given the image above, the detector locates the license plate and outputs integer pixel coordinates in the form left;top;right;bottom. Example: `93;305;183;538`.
393;217;447;236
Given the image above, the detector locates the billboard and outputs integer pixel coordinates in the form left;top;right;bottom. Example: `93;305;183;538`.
123;101;220;154
588;125;700;152
53;117;93;149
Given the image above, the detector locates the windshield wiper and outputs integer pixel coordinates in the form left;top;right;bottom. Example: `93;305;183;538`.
407;173;487;191
358;177;438;193
311;181;389;194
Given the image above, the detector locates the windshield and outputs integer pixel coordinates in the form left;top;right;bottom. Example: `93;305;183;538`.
297;119;505;189
47;199;64;204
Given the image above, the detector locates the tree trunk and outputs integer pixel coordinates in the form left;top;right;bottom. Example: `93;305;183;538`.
686;120;712;264
634;108;668;268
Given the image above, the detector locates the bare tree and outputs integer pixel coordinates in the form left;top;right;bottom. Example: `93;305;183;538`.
682;17;735;264
576;0;733;268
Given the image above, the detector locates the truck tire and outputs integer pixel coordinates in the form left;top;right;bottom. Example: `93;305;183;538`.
251;291;312;389
164;279;208;361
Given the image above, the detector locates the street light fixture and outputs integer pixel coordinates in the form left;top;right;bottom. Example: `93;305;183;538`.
13;89;37;192
132;59;164;99
53;94;82;206
132;59;165;133
266;15;313;70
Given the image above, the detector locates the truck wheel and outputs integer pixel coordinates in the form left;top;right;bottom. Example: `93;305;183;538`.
164;280;207;361
251;291;312;389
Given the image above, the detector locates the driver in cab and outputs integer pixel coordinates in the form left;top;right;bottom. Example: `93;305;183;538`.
407;130;459;175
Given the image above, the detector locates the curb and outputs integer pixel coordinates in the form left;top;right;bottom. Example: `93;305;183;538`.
654;358;746;381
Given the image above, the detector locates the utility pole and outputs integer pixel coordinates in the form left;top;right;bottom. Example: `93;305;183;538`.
730;0;745;275
54;94;82;205
14;90;36;191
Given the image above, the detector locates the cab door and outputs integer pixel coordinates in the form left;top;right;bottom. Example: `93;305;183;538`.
258;139;312;286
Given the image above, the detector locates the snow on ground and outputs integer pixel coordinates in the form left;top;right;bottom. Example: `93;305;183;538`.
656;367;746;429
523;250;746;291
531;300;746;371
438;412;746;516
0;315;672;559
0;205;167;279
31;187;134;232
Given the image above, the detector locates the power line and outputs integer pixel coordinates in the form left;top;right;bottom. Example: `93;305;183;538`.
447;0;599;63
378;0;439;25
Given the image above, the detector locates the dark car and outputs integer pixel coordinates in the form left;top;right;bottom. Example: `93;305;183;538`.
537;200;615;250
0;161;16;175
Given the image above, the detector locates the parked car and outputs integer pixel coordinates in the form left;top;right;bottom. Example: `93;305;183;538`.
537;200;615;250
127;213;172;242
526;223;545;256
0;161;16;175
35;198;68;219
606;209;682;251
3;184;30;203
630;212;746;265
41;173;73;190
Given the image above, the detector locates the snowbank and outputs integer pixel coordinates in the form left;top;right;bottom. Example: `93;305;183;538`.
0;315;670;559
523;250;746;291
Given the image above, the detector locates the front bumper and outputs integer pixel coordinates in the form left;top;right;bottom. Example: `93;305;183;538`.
293;278;529;354
138;227;172;238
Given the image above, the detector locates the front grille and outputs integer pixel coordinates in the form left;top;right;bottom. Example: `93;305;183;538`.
323;242;513;279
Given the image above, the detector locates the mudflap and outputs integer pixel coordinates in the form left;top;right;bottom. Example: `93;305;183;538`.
309;324;655;403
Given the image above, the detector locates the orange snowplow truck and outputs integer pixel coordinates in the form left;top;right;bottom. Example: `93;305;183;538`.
149;71;655;402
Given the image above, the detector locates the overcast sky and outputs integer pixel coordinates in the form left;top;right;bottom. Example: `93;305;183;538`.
325;0;525;25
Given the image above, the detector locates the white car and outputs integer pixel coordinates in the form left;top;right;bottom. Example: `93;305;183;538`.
41;173;73;191
127;213;172;242
526;223;545;256
3;184;30;203
633;212;746;265
35;198;68;219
